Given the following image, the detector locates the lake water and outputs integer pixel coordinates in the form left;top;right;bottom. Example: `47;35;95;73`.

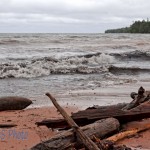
0;33;150;109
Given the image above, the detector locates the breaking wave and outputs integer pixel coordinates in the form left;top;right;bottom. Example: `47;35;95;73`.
0;39;24;45
111;50;150;61
109;65;150;75
0;53;115;79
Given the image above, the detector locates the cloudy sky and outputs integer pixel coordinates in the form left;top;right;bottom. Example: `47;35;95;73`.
0;0;149;33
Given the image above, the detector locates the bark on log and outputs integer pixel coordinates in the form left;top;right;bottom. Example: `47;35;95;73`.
31;118;120;150
45;93;100;150
36;101;150;129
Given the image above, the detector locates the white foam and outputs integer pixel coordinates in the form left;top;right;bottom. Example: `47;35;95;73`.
0;53;115;79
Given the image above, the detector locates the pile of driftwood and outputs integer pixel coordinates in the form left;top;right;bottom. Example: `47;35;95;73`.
31;87;150;150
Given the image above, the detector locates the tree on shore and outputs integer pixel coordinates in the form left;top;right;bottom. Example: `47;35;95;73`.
105;19;150;33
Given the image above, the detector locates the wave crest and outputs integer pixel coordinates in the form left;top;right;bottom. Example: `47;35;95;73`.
0;53;115;79
112;50;150;61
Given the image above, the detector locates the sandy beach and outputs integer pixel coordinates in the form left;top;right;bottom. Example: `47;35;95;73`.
0;106;149;150
0;106;78;150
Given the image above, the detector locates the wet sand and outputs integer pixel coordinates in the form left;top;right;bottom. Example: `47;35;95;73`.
52;81;150;109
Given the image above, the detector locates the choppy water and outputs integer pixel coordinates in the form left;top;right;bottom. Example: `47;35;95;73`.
0;33;150;108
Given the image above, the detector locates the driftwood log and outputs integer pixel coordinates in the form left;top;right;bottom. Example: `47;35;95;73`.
86;103;127;110
0;124;17;128
0;96;32;111
106;123;150;142
45;93;100;150
31;118;120;150
36;101;150;129
36;103;126;129
122;86;150;110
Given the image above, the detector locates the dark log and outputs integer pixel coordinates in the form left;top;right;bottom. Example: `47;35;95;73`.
0;96;32;111
31;118;120;150
0;124;17;128
72;101;150;124
36;103;127;128
122;86;150;110
86;103;127;110
45;93;100;150
37;101;150;129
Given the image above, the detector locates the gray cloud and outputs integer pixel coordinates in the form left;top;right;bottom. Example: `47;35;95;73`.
0;0;150;33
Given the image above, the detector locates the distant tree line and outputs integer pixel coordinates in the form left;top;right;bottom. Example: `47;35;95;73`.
105;19;150;33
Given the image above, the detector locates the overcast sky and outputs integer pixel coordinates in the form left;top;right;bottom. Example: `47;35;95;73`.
0;0;149;33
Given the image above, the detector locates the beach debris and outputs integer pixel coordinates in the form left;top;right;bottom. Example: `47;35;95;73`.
45;92;100;150
0;124;17;128
0;96;32;111
32;94;133;150
36;101;150;129
86;103;127;110
106;123;150;142
32;118;120;150
33;87;150;150
122;86;150;110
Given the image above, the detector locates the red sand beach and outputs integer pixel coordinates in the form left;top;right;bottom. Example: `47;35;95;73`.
0;107;78;150
0;106;149;150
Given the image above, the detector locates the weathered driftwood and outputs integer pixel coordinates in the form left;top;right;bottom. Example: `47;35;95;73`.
92;140;132;150
106;123;150;142
31;118;120;150
122;86;150;110
86;103;127;110
45;93;100;150
0;96;32;111
36;103;127;129
36;101;150;129
78;143;131;150
0;124;17;128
